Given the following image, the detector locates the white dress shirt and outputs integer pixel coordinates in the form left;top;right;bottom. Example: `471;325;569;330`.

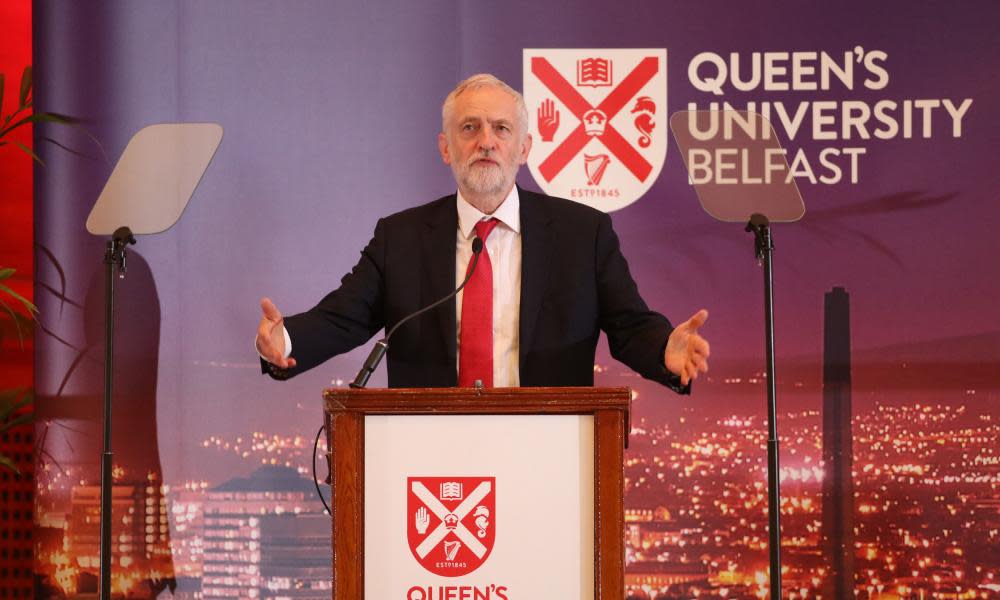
455;187;521;387
276;187;523;386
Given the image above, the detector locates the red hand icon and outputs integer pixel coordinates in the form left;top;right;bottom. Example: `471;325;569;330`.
537;98;560;142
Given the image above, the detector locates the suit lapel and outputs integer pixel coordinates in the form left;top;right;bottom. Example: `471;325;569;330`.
518;189;552;374
422;196;459;369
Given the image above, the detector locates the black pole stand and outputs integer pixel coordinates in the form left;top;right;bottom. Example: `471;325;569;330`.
745;213;782;599
98;226;135;600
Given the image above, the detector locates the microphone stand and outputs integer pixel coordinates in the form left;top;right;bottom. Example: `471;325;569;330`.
745;213;781;599
317;238;485;517
99;226;135;600
350;237;484;389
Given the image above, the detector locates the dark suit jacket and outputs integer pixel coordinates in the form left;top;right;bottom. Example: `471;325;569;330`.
266;188;686;391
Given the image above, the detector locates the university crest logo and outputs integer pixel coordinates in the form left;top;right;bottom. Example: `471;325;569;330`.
523;48;668;212
407;476;496;577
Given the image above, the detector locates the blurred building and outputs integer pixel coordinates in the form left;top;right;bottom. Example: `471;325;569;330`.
202;465;330;600
65;473;173;596
821;286;855;599
168;488;206;578
624;560;709;588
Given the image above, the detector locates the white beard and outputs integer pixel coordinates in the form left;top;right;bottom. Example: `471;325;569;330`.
461;161;508;196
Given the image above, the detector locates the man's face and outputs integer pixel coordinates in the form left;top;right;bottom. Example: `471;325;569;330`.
438;86;532;200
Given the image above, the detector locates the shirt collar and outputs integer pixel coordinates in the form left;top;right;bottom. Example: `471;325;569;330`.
457;186;521;239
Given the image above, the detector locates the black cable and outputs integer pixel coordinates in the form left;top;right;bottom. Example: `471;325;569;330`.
312;424;331;516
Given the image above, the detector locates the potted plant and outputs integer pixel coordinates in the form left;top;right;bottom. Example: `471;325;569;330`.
0;65;76;472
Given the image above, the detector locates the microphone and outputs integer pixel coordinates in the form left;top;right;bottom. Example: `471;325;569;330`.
350;236;485;388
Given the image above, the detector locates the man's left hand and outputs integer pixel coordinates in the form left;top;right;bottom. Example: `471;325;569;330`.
664;309;710;386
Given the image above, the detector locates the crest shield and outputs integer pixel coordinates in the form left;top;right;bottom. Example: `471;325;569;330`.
406;476;496;577
523;48;668;212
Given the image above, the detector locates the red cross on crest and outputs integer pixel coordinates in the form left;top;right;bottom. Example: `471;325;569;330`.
406;476;496;577
524;49;668;212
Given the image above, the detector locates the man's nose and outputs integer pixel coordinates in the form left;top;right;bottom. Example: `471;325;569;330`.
477;127;497;150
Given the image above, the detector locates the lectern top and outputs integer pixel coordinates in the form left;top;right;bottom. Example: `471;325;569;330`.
323;386;631;416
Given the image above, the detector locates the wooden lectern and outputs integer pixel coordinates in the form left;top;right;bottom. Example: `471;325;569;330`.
324;386;631;599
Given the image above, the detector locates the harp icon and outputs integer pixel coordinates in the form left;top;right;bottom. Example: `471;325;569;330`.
444;540;462;561
584;154;611;186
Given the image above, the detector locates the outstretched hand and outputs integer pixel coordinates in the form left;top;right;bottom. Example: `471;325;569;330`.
664;309;710;386
256;297;296;369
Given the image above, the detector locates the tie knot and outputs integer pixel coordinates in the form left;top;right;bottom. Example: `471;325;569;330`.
474;218;500;243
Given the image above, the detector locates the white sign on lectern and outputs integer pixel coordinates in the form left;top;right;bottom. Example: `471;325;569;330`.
365;414;595;599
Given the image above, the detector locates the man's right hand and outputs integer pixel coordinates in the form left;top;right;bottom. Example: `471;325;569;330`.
256;297;296;369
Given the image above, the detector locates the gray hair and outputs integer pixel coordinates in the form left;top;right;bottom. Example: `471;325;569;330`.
441;73;529;134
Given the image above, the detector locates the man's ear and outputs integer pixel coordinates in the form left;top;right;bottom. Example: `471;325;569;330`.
438;133;451;165
519;132;533;165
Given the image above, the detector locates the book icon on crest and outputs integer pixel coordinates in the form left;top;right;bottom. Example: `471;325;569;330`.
440;481;463;501
577;57;613;87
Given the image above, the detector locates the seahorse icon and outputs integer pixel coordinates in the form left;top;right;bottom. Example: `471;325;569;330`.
631;96;656;148
473;505;490;538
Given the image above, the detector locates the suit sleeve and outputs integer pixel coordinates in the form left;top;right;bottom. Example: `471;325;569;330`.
595;212;689;394
261;218;388;379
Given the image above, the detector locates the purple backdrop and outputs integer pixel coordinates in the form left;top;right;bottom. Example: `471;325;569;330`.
33;2;999;598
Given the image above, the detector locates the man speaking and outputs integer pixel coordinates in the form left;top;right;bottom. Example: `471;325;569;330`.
256;74;709;390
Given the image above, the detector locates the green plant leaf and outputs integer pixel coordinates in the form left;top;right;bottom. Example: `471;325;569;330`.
0;387;31;421
0;455;19;474
37;136;91;161
2;106;23;128
0;388;32;477
0;114;31;138
0;396;16;422
0;267;14;279
0;413;32;433
0;387;23;402
19;65;32;108
14;141;44;165
0;300;26;346
35;111;79;124
3;113;47;137
0;282;36;312
0;111;81;139
0;292;37;347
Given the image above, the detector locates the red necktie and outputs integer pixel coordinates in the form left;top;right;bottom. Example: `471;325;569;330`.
458;218;500;387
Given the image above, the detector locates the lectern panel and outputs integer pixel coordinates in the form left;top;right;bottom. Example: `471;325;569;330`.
324;386;629;599
364;414;595;599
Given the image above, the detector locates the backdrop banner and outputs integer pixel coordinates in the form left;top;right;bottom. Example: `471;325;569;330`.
33;2;999;599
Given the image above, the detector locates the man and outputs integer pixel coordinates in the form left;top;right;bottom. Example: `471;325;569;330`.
256;74;709;389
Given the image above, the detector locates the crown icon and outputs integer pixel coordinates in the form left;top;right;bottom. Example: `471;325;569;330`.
443;513;459;530
583;109;608;136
